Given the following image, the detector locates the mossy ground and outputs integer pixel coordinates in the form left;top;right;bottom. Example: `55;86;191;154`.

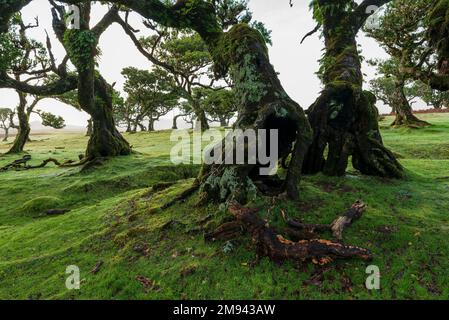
0;114;448;300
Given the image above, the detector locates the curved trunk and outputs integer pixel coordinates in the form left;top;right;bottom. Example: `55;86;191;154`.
172;113;187;130
197;24;312;204
7;92;30;154
303;11;403;178
62;4;130;160
137;123;146;131
391;80;429;127
85;77;131;158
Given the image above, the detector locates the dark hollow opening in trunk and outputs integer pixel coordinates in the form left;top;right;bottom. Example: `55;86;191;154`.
250;114;298;196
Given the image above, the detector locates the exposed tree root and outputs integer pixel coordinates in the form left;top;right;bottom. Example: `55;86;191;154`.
281;201;368;241
280;209;330;233
224;201;372;264
160;184;200;210
27;158;62;169
0;155;32;171
0;154;92;172
391;117;431;128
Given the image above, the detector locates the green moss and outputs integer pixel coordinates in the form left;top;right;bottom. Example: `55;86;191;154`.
0;119;449;299
63;29;97;71
20;196;63;216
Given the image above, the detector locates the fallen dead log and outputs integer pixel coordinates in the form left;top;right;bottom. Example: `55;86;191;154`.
280;209;330;233
281;201;368;241
1;155;84;172
228;201;372;264
330;200;367;240
27;158;62;169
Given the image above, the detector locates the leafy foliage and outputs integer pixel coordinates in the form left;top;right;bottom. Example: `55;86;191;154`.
37;110;65;129
116;67;180;131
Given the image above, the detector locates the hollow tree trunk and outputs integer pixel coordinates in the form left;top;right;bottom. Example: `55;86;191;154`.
7;92;30;154
302;8;403;178
196;24;312;204
391;80;429;127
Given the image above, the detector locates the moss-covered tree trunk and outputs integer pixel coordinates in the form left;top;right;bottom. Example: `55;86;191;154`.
192;101;209;131
196;24;312;204
86;76;131;158
58;4;130;159
7;91;30;154
303;2;403;178
148;118;155;132
391;79;429;127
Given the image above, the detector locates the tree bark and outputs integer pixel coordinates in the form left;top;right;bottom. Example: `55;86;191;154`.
148;118;155;132
193;104;209;132
172;113;187;130
85;76;131;158
86;118;93;136
7;91;30;154
196;24;312;204
51;3;130;160
391;80;430;127
303;3;403;178
227;201;372;263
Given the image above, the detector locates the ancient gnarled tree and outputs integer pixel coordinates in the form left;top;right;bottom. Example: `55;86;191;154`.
50;2;131;158
300;0;403;178
366;0;433;127
0;0;374;264
0;2;130;159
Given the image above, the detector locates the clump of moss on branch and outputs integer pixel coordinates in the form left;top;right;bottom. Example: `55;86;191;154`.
63;30;99;71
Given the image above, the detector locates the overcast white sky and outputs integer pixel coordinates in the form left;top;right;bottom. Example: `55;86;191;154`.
0;0;396;129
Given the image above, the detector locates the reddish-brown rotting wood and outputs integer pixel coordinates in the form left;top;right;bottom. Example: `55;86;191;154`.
228;201;373;264
330;200;367;240
204;221;244;242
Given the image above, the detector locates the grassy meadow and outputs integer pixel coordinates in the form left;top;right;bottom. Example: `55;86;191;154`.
0;113;448;300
